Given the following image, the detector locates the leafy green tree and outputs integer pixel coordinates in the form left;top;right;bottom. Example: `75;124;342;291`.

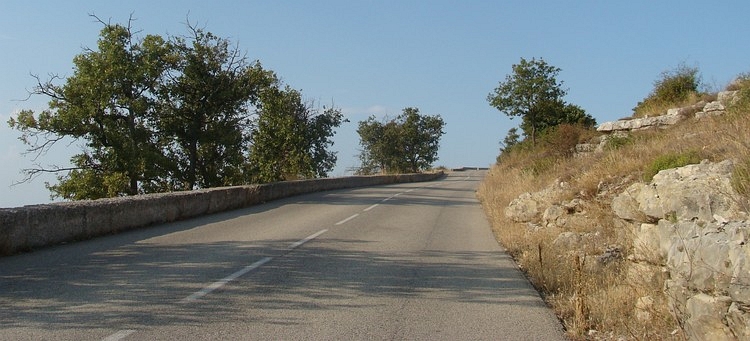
488;57;594;146
518;101;596;135
157;24;275;190
8;18;174;199
356;107;445;174
499;127;521;156
8;17;346;199
248;86;345;183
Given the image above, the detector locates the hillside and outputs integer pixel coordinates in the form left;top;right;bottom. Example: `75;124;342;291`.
477;76;750;340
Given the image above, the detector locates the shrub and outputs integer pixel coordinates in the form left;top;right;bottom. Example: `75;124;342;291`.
633;64;703;118
727;73;750;117
540;124;597;157
643;150;701;182
603;134;633;151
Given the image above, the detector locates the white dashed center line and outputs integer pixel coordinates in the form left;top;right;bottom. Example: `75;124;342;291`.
180;256;273;304
335;213;359;225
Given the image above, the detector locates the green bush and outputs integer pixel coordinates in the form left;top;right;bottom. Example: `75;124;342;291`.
603;134;633;151
728;73;750;117
633;64;702;118
643;150;701;182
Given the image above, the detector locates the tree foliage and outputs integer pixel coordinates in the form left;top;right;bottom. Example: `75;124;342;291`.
487;57;595;146
248;86;345;183
157;25;275;190
8;17;343;200
356;107;445;174
9;19;173;199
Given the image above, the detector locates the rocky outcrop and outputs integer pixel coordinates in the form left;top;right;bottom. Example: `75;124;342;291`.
505;159;750;340
597;111;686;132
612;160;750;340
596;91;739;133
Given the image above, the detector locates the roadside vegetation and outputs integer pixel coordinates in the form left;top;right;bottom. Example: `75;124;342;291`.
7;16;346;200
8;16;448;201
478;64;750;339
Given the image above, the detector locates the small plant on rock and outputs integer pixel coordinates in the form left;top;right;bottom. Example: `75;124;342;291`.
644;150;702;182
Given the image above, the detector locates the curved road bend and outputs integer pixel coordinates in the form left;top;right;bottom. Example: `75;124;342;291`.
0;170;566;340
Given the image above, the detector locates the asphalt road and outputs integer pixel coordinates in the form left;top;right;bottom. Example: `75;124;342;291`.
0;170;566;340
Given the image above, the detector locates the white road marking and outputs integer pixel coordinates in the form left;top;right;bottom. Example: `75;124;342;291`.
181;228;330;304
289;229;328;250
363;203;379;211
180;257;273;303
102;329;136;341
335;213;359;225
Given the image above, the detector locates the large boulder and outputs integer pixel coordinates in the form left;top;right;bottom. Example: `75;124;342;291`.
636;160;743;223
505;181;568;223
665;221;749;297
683;294;735;341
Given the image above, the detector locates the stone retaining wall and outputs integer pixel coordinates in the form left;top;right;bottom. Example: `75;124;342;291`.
0;172;443;255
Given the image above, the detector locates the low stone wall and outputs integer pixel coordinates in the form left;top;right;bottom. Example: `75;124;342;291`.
0;172;443;255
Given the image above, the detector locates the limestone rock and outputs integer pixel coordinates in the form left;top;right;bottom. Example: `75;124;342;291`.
505;192;540;223
636;160;741;223
612;159;750;339
703;101;726;112
553;231;582;250
683;294;734;341
718;90;739;106
612;183;644;221
597;111;686;132
505;182;567;223
631;223;662;263
727;302;750;340
666;221;736;293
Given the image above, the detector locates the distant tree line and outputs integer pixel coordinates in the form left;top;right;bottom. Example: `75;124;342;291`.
8;16;344;200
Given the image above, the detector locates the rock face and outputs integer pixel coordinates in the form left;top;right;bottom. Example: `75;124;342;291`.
597;111;685;132
596;91;739;132
508;87;750;339
612;160;750;340
505;158;750;339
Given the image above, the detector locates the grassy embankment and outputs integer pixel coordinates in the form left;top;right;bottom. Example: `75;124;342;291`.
477;73;750;339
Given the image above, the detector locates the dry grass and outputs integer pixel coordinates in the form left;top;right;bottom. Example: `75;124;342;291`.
478;92;750;339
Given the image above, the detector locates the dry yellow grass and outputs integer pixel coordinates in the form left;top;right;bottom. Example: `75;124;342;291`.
478;93;750;339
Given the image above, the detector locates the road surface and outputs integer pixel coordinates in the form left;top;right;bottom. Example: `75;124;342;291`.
0;170;566;340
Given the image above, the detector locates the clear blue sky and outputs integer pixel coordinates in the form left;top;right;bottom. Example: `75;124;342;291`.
2;1;749;207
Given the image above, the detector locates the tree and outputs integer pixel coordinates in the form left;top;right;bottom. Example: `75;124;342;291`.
488;57;594;146
248;86;345;183
356;107;445;174
518;101;596;135
8;17;174;199
157;24;275;190
8;17;346;199
500;127;520;154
